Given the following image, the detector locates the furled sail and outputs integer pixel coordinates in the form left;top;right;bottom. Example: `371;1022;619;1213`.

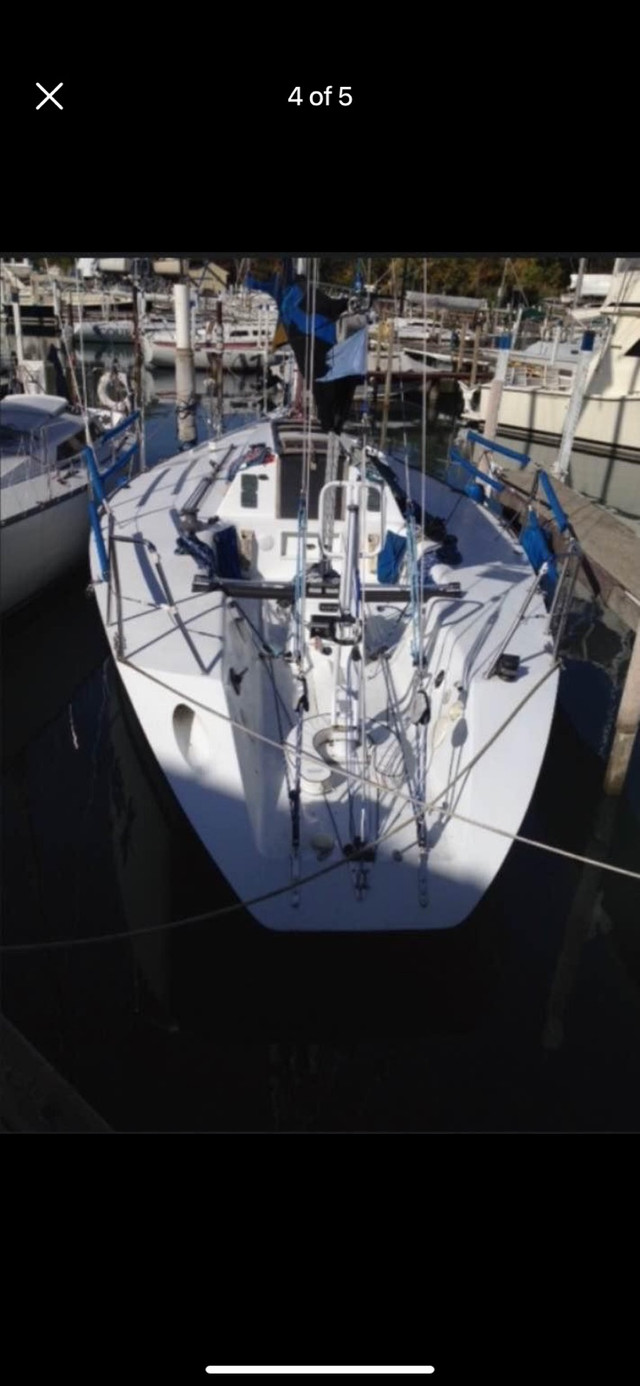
245;260;364;431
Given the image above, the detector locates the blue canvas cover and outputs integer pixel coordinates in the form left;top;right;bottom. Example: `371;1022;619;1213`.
245;259;353;431
214;524;243;579
377;530;407;583
520;510;558;603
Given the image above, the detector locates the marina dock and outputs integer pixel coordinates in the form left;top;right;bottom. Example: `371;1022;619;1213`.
498;463;640;633
474;456;639;799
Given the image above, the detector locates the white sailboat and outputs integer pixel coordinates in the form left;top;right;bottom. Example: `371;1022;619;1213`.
86;263;565;931
143;297;278;372
1;394;137;616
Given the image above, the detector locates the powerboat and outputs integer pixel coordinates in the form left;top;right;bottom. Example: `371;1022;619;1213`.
472;261;640;519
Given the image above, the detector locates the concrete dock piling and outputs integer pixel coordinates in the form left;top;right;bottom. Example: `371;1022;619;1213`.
174;279;197;449
476;334;511;465
604;625;640;796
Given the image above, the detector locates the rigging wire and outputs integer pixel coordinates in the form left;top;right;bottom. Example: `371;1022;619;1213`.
86;627;561;831
289;258;320;896
51;639;640;905
4;603;638;958
0;803;422;956
413;255;431;899
2;785;638;956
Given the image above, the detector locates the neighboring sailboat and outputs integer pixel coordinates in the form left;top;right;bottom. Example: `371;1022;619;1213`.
87;263;563;931
1;394;138;616
143;296;278;373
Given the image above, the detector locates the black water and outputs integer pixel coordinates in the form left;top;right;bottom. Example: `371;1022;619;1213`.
2;404;639;1131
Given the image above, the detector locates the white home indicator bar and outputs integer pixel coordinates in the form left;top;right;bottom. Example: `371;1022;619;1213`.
205;1370;435;1376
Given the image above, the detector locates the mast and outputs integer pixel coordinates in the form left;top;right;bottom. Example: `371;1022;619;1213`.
288;254;312;902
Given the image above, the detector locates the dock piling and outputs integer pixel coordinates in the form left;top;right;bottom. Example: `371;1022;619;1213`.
604;627;640;796
174;279;197;449
552;330;596;482
475;333;511;465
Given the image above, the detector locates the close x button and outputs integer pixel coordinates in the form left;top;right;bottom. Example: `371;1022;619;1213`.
36;82;63;110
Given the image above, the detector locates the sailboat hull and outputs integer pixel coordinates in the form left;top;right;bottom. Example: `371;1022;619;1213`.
1;486;90;615
89;424;559;933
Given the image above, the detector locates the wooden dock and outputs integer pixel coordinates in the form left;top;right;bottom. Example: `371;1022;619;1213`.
0;1015;111;1133
480;460;640;796
498;463;640;633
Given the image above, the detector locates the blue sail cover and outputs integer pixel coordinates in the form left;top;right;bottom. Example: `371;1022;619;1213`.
245;259;296;310
377;530;407;583
214;524;242;579
176;524;242;580
520;509;558;603
245;259;356;431
281;276;355;431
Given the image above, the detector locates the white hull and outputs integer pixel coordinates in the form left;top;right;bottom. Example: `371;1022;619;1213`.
144;336;265;372
108;529;556;931
1;483;89;615
74;320;133;345
477;382;640;457
475;385;640;515
89;420;559;932
366;348;436;376
1;393;135;616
